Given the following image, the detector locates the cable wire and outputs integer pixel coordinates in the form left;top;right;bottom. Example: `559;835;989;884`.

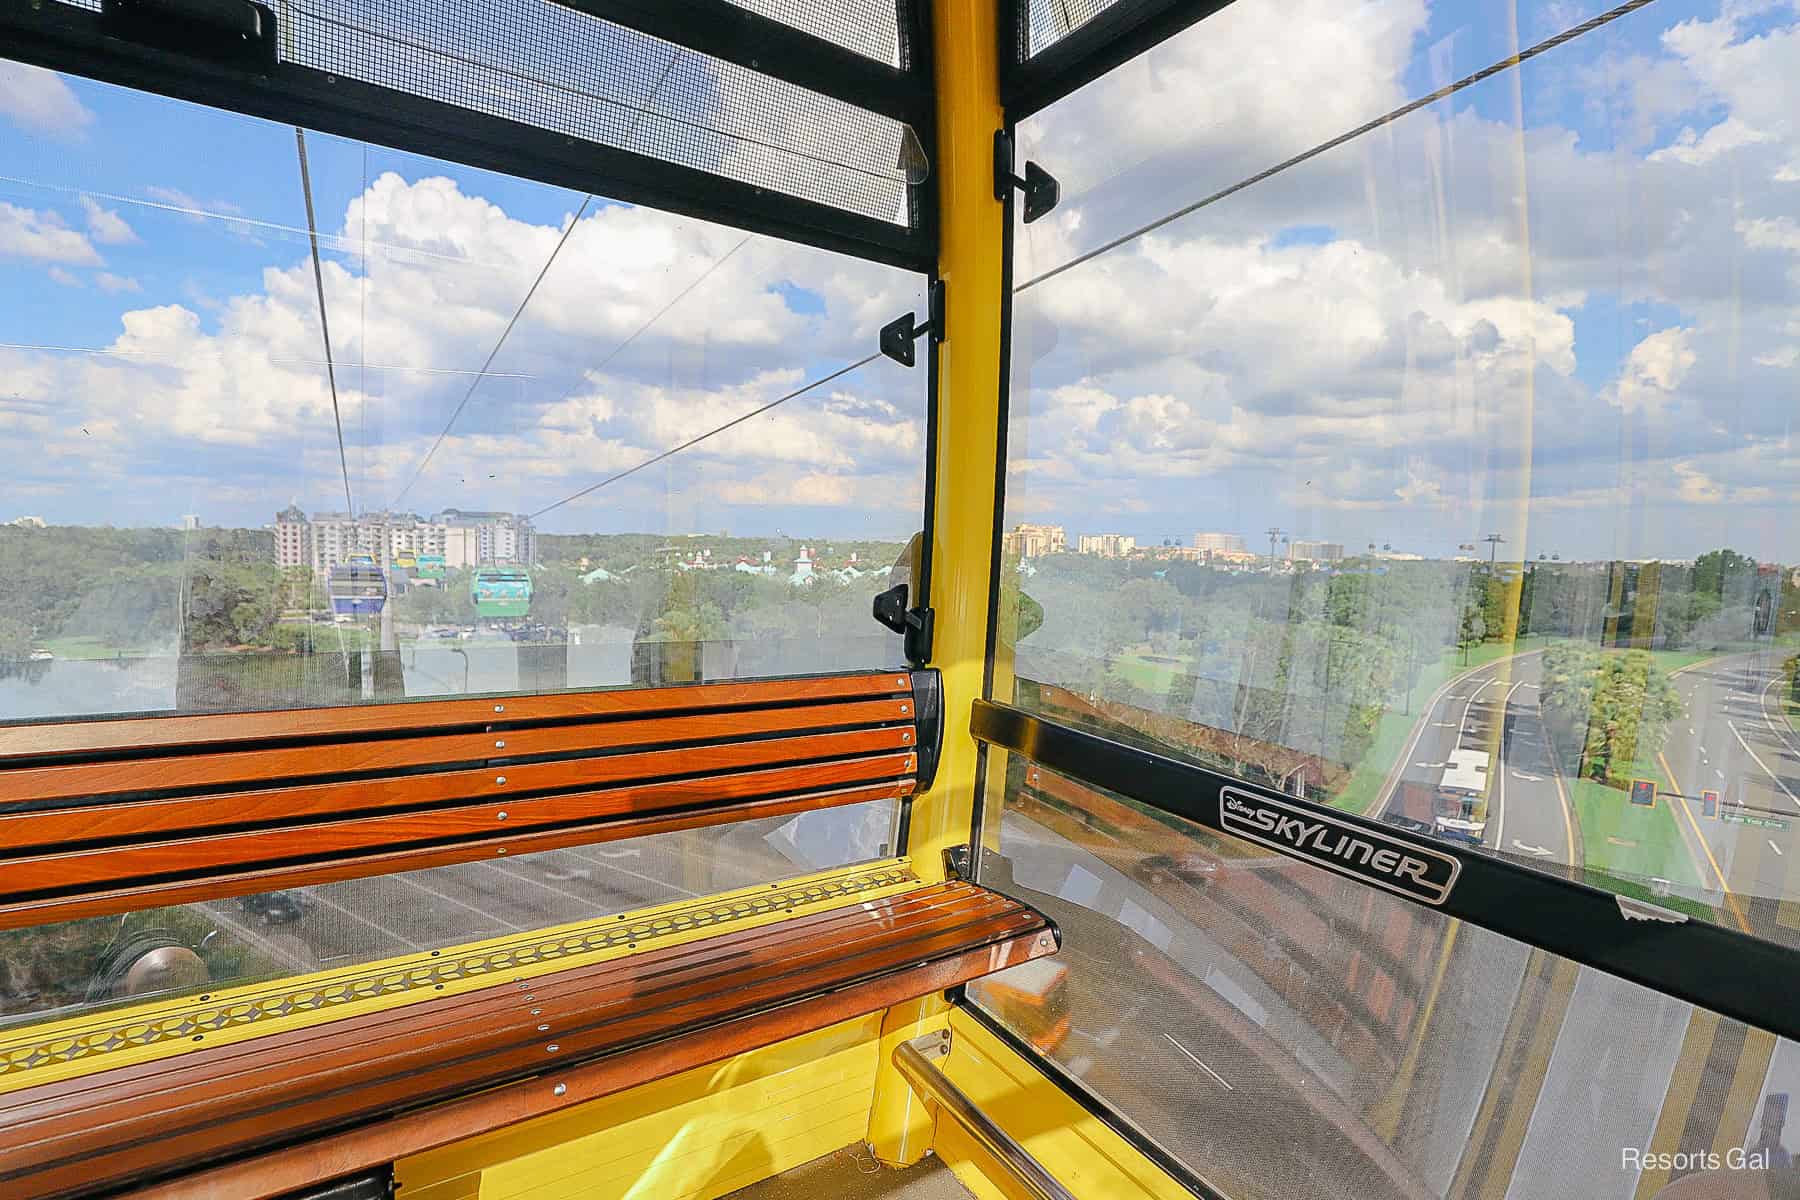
1017;0;1659;294
295;128;356;517
530;353;880;519
390;46;687;511
388;192;594;509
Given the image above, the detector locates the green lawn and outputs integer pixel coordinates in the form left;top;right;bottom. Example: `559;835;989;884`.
1333;636;1545;813
41;635;144;660
1111;648;1195;693
1568;768;1703;887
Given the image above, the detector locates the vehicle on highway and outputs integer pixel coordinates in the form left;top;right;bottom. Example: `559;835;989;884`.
1130;851;1218;890
238;890;315;927
1434;749;1490;845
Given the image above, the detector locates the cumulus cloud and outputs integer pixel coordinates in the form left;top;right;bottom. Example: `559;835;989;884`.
79;197;136;246
0;60;93;137
0;202;101;265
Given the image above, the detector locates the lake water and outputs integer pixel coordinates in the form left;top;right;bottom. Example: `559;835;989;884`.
0;629;903;723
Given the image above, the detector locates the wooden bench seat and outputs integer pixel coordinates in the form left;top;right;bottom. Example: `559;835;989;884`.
0;671;934;929
0;877;1056;1200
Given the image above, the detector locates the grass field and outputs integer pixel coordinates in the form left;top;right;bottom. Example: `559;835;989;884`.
1567;768;1702;887
41;635;144;660
1111;648;1195;693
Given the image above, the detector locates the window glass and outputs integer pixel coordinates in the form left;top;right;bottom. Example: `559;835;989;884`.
972;757;1800;1200
0;60;925;723
1;798;896;1028
1000;0;1800;947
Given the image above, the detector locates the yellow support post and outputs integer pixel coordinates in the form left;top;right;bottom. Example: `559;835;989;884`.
868;0;1008;1166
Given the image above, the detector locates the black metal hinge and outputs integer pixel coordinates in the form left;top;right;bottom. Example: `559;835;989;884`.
872;583;934;665
943;843;973;880
878;278;944;368
993;130;1060;223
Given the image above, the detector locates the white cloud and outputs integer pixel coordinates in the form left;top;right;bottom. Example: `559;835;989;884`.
47;266;81;288
0;202;100;265
1604;328;1697;415
95;272;142;294
0;60;93;137
79;197;136;246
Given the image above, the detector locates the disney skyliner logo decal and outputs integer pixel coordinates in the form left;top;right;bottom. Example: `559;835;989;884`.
1218;788;1461;906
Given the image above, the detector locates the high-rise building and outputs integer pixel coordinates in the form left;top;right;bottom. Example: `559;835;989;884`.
1288;540;1345;563
1003;523;1066;558
1192;531;1246;554
278;508;536;576
1077;533;1137;558
274;505;310;569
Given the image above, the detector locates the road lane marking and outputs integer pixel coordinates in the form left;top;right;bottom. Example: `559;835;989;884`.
1660;751;1751;934
1726;721;1800;810
1163;1033;1233;1090
1491;679;1527;852
1771;841;1784;857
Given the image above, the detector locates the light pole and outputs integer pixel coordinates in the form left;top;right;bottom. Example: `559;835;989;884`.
1483;532;1505;574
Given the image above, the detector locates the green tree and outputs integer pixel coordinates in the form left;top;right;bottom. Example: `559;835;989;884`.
1542;644;1684;781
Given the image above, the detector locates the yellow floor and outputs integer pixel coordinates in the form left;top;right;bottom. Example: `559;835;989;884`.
722;1147;973;1199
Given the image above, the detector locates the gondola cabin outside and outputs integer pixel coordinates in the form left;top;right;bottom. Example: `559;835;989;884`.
326;563;387;618
470;567;532;620
2;1;1800;1199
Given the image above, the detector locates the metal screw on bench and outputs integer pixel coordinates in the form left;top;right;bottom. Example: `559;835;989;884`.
496;776;507;785
497;811;509;821
495;740;506;749
553;1083;567;1097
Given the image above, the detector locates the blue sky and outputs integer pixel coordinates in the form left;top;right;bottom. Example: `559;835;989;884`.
1007;0;1800;563
3;0;1800;562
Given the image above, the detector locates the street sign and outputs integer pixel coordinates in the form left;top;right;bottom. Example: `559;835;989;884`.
1701;789;1720;819
1721;806;1791;831
1630;778;1657;808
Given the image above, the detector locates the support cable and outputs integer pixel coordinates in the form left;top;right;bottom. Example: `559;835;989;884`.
295;127;355;517
530;353;879;519
1016;0;1658;294
390;46;686;510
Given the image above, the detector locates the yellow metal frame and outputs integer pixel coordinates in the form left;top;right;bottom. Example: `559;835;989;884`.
396;1013;889;1200
935;1009;1194;1200
865;0;1010;1168
0;859;918;1096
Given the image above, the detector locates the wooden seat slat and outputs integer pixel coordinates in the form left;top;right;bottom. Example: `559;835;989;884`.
0;881;1056;1200
0;697;913;807
0;671;937;928
0;672;912;762
0;780;912;933
0;725;913;852
0;883;990;1117
1;752;918;897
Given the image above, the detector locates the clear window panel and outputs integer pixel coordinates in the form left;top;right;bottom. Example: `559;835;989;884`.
0;798;897;1029
972;757;1800;1199
0;61;925;722
1000;0;1800;947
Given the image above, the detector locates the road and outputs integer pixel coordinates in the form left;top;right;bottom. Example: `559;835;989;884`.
1377;652;1577;867
217;811;892;971
1658;648;1800;947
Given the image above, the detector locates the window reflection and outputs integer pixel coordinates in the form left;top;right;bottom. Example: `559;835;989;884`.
999;0;1800;947
0;65;925;722
974;758;1800;1200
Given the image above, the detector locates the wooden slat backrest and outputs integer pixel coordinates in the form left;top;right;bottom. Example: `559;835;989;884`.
0;881;1058;1200
0;671;929;930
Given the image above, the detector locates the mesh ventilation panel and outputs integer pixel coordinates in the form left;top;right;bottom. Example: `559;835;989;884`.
50;0;913;225
1016;0;1124;59
721;0;909;68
